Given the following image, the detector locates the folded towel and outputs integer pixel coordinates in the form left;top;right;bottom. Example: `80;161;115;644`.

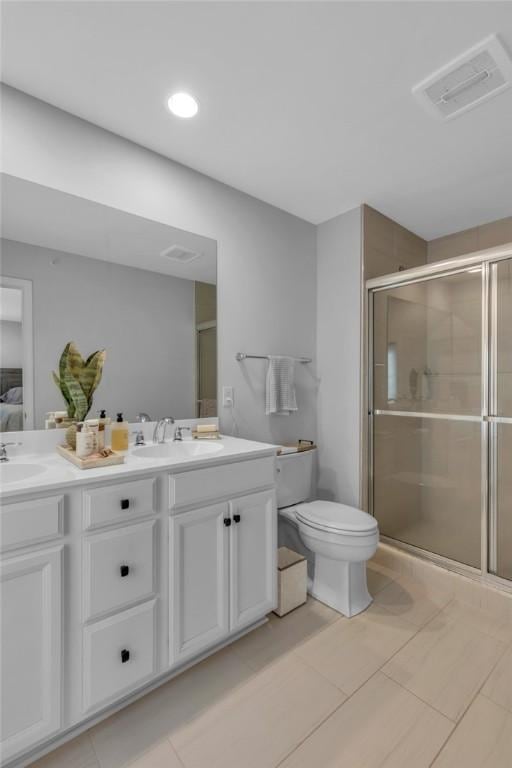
266;356;297;416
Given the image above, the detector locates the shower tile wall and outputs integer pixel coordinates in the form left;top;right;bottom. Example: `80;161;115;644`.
428;216;512;262
363;205;427;280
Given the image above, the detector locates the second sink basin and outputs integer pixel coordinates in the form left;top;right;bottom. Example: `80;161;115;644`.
132;441;223;459
0;463;47;485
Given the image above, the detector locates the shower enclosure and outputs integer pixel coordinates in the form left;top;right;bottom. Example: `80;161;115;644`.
367;244;512;588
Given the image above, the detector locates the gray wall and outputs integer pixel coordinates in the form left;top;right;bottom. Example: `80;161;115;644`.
0;319;22;368
1;239;196;426
316;207;362;506
1;85;317;446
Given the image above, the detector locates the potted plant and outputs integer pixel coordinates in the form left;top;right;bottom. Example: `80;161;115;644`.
52;342;106;448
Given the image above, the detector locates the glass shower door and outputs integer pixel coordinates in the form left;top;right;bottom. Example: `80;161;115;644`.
491;259;512;580
371;268;484;568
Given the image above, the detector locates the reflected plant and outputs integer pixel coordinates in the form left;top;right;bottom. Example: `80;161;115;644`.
52;341;106;421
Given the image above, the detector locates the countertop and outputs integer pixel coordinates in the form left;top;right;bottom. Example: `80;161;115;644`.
0;436;278;501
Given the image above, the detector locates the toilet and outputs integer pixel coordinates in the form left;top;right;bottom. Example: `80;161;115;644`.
276;448;379;617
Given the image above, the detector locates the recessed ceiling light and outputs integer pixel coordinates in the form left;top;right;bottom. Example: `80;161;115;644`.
167;92;199;118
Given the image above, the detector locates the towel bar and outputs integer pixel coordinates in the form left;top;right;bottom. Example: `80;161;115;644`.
235;353;312;363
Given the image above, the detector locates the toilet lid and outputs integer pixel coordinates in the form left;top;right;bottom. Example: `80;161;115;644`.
296;501;378;535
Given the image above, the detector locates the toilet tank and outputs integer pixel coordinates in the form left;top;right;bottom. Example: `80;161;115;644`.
276;449;317;509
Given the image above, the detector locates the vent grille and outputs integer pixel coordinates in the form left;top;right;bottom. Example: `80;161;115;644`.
160;244;200;263
413;34;512;120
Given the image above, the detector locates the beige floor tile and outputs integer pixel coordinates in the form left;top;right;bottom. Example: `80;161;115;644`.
366;560;399;595
119;741;183;768
482;644;512;712
230;597;340;671
90;647;253;768
170;655;345;768
383;604;507;721
28;734;98;768
294;603;417;694
432;695;512;768
372;575;451;628
441;599;512;644
280;672;453;768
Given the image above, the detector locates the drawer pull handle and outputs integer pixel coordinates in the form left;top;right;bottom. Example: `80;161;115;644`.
223;518;231;527
120;564;130;577
121;649;130;664
233;514;241;524
120;499;130;510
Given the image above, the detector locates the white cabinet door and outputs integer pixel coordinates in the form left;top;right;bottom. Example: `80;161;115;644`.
0;546;62;762
170;503;229;665
229;490;277;632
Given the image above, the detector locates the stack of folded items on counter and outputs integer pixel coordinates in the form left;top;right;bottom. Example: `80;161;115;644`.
192;423;220;440
277;439;316;455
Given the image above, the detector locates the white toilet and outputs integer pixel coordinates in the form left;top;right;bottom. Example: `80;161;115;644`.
276;448;379;617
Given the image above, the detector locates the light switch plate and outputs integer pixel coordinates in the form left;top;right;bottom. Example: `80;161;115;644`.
222;386;234;407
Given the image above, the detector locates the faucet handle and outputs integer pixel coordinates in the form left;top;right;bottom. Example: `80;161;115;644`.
0;441;22;448
131;431;145;446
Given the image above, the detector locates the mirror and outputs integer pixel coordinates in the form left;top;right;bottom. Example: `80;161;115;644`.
0;175;217;431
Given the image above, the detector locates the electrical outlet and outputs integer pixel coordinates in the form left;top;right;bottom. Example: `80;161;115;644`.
222;386;234;407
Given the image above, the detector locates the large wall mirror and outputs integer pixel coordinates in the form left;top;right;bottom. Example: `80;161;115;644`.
0;175;217;432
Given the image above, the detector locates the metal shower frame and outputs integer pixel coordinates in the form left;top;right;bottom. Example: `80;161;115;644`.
364;242;512;593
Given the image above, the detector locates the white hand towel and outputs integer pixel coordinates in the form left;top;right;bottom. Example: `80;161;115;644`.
266;356;298;415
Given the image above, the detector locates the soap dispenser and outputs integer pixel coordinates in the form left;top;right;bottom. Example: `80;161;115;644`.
111;412;129;452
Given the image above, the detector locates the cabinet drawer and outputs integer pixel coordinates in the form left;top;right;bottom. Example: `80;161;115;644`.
0;496;63;553
83;521;156;621
170;456;275;509
83;600;157;712
83;478;156;530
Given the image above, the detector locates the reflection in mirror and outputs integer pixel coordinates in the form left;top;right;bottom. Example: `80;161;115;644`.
0;175;217;431
0;277;34;431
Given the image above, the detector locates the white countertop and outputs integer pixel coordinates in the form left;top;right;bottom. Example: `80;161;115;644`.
0;436;278;500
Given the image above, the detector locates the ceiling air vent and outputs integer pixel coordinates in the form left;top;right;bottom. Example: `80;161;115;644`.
160;244;200;263
412;34;512;120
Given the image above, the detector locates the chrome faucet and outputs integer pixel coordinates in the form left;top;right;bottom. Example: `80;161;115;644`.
137;412;151;423
0;442;22;462
153;417;175;444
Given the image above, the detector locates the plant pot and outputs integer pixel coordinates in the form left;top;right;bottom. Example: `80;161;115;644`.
65;422;78;450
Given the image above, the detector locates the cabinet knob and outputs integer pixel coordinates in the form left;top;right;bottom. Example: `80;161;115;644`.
233;514;241;524
121;649;130;663
120;564;130;578
223;517;231;527
120;499;130;510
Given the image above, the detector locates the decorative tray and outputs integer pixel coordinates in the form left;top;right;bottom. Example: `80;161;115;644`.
56;444;125;469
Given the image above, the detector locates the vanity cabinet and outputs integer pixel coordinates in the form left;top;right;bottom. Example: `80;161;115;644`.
170;502;230;663
0;546;62;762
169;488;276;665
229;490;276;632
82;519;156;621
0;447;276;767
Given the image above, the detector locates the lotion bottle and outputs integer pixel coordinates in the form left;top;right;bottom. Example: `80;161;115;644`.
111;412;129;452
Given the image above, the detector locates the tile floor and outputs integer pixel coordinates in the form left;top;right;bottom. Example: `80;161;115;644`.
30;553;512;768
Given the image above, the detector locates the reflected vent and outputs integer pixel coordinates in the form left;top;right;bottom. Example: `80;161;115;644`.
412;34;512;120
160;244;200;263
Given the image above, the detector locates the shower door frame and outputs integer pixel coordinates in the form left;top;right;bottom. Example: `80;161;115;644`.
365;242;512;593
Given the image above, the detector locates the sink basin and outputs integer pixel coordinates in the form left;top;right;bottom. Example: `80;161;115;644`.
132;441;223;459
0;463;47;485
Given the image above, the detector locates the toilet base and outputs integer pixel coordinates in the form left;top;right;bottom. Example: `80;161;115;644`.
310;557;372;618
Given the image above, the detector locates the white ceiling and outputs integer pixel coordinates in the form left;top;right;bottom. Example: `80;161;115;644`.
1;175;217;283
2;1;512;239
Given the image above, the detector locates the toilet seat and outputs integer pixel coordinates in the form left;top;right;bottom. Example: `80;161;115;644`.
295;500;378;537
